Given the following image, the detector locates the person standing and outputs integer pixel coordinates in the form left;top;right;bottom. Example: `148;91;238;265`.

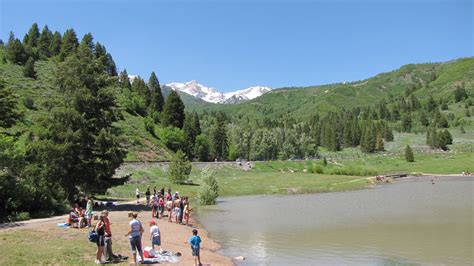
149;219;161;251
102;210;120;262
166;198;173;222
135;188;140;204
94;215;106;264
125;212;144;265
151;193;159;219
189;229;202;266
179;196;185;224
145;187;151;206
184;200;193;226
173;195;181;224
86;196;94;227
160;187;165;198
158;195;165;219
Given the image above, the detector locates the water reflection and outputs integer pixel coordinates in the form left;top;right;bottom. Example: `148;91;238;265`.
197;178;474;265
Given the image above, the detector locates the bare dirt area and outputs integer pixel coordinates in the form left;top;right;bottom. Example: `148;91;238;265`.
0;200;233;265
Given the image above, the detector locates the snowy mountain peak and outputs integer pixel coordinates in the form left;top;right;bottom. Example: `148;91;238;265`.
164;81;272;104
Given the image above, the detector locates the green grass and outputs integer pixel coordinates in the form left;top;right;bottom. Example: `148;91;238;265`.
0;230;95;265
106;163;370;201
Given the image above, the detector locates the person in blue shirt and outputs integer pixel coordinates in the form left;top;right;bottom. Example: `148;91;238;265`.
188;229;202;266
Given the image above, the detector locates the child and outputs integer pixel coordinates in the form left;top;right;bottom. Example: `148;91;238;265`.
149;220;161;251
184;201;192;225
189;229;202;266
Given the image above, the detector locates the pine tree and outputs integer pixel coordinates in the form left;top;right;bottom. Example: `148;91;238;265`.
375;133;384;151
426;95;438;111
119;69;131;90
194;134;211;161
168;150;192;183
162;90;185;128
454;86;468;102
401;113;412;132
360;122;376;153
0;80;22;128
23;57;36;79
104;53;117;76
23;23;40;48
148;72;165;115
405;145;414;162
59;28;79;60
212;117;229;160
80;33;95;51
28;48;126;200
437;115;449;128
5;32;28;64
49;31;62;56
383;125;394;142
183;112;201;158
420;112;429;126
37;25;53;59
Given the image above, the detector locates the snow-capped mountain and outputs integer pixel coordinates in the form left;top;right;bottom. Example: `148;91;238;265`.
163;80;272;104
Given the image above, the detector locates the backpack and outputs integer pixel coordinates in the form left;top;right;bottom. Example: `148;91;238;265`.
88;230;98;243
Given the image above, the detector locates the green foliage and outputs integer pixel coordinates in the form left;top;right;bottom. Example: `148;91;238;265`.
22;96;36;110
148;72;165;115
168;150;192;183
197;167;219;205
162;90;185;128
159;126;186;152
5;32;28;64
194;134;211;161
23;57;36;79
405;145;414;162
454;86;468;102
37;25;53;59
322;157;328;166
143;116;155;136
0;80;21;128
59;28;78;61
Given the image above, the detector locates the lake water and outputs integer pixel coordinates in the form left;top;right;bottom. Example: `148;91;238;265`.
195;178;473;265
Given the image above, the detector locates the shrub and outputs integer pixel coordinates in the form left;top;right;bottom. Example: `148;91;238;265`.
143;116;155;136
168;150;191;183
23;96;36;110
405;145;414;162
198;167;219;205
160;126;186;152
15;212;31;221
314;165;325;174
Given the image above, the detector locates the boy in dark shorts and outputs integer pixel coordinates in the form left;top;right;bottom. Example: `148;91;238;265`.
188;229;202;266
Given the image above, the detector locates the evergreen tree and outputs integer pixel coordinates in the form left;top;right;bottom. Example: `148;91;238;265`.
162;90;185;128
360;122;376;153
131;76;150;106
401;113;412;132
168;150;192;183
375;133;384;151
59;28;79;60
148;72;165;115
454;86;468;102
104;53;117;76
28;46;126;200
437;115;449;128
5;32;27;64
383;126;394;142
0;80;22;128
194;134;211;161
37;25;53;59
426;95;438;112
405;145;414;162
420;111;429;126
49;31;62;56
23;57;36;79
212;115;229;160
23;23;40;48
119;69;131;90
183;112;201;158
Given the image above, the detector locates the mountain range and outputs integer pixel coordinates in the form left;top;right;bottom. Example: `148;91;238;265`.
162;80;272;104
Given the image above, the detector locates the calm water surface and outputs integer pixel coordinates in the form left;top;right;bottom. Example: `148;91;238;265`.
195;178;473;265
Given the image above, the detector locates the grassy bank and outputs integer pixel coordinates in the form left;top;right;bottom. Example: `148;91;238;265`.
105;150;473;201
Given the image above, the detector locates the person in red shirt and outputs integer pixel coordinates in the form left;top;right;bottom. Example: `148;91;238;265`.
102;210;120;262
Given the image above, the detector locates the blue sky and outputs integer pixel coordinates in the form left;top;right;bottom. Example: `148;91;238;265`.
1;0;472;92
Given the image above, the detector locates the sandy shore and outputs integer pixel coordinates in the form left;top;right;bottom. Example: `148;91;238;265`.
1;200;233;265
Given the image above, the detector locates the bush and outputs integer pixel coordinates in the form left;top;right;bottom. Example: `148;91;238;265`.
314;165;325;174
23;96;36;110
160;126;186;152
326;166;377;176
15;212;31;221
143;116;155;136
198;167;219;205
405;145;414;162
168;150;191;183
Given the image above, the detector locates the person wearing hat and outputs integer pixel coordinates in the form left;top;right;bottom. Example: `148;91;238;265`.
149;219;161;251
125;212;144;264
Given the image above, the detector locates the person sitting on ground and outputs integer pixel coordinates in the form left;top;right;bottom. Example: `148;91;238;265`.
74;204;85;228
125;212;144;265
189;229;202;266
149;219;161;251
94;215;106;264
68;208;79;227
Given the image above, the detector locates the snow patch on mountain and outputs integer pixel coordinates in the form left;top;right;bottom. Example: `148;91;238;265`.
164;81;272;104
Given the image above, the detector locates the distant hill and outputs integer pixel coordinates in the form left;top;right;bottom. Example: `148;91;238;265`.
190;58;474;121
1;42;472;161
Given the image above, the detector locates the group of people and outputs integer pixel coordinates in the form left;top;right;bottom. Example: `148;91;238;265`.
67;196;94;228
137;187;193;226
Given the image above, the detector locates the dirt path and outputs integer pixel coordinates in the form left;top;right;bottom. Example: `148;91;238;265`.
0;200;233;265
